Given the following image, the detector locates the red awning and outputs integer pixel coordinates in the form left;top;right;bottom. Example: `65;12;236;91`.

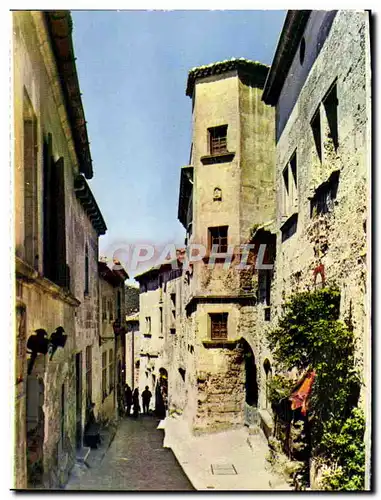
289;369;316;415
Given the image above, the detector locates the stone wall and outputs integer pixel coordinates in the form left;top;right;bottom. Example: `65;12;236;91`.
13;11;105;489
271;9;370;405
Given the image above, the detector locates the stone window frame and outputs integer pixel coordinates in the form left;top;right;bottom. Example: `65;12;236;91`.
209;312;228;340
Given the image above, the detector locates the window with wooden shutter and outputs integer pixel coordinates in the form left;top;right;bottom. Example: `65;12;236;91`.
210;313;228;340
209;125;228;155
23;91;38;269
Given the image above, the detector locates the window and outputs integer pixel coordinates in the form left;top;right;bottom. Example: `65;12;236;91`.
323;81;338;150
282;151;298;217
258;270;271;305
281;213;298;242
84;244;89;295
159;306;163;335
145;316;151;334
43;139;69;289
311;108;322;162
171;293;176;319
102;352;107;400
23;91;38;269
108;300;114;322
310;171;340;217
102;296;107;321
208;226;228;254
282;166;289;194
299;37;306;65
210;313;228;340
117;290;122;322
170;328;176;335
209;125;228;155
108;349;114;393
85;346;92;405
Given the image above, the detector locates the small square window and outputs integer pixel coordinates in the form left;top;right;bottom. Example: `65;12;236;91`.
209;125;228;155
282;166;289;194
210;313;228;340
209;226;228;254
323;81;339;150
311;108;322;162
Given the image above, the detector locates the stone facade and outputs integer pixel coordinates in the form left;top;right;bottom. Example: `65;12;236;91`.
178;60;276;433
96;261;127;423
262;10;371;488
13;11;109;489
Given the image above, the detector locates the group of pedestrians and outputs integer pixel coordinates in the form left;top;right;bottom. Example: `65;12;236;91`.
123;384;152;418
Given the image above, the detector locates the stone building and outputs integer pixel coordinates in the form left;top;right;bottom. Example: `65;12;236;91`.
262;10;371;487
13;11;107;488
135;257;183;415
97;260;128;422
176;59;276;433
125;312;140;390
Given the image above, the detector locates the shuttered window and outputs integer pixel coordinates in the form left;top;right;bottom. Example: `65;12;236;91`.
210;313;228;340
43;133;69;289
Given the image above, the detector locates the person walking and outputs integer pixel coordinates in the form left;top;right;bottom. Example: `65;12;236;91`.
125;384;132;416
132;388;140;418
142;386;152;415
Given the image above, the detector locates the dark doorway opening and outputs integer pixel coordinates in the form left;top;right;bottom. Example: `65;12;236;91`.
239;338;259;427
155;368;168;418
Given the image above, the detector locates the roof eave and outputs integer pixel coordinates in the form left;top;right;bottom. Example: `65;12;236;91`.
262;10;311;106
45;11;94;179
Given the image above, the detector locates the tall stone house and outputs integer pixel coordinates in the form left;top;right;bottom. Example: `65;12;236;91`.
97;260;128;422
135;258;183;415
125;312;140;390
11;11;125;489
176;59;277;433
261;10;371;487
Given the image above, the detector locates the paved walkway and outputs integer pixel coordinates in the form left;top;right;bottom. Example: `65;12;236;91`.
163;415;291;491
65;415;194;491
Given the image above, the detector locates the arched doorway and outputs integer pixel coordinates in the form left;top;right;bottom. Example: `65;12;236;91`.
238;338;259;427
155;368;168;418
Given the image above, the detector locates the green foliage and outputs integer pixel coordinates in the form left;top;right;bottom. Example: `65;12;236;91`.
267;374;294;406
320;407;365;491
267;286;365;491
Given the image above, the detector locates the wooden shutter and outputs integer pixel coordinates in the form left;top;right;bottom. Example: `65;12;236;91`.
43;133;53;280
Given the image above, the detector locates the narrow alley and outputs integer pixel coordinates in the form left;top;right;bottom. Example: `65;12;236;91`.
65;416;194;491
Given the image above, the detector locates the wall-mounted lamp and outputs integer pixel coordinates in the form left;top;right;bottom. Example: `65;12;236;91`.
27;329;49;375
49;326;67;360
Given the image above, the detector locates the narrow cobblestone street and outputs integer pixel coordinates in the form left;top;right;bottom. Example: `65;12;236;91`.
66;416;194;491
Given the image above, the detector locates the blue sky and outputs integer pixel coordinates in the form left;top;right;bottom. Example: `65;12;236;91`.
71;10;286;275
